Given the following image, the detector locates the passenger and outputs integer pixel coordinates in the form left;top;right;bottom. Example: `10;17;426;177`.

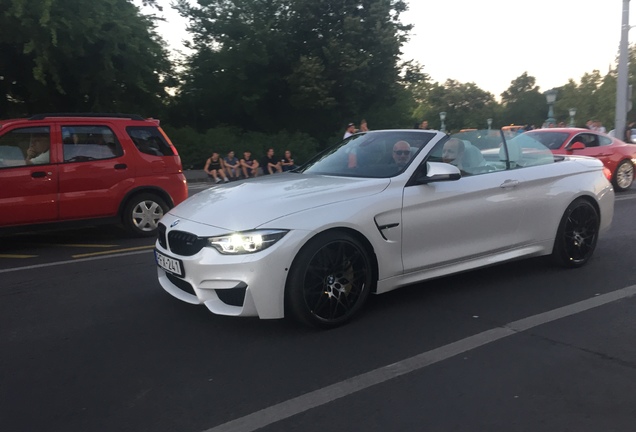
442;138;465;170
25;134;51;165
392;140;411;168
204;152;229;183
240;151;260;178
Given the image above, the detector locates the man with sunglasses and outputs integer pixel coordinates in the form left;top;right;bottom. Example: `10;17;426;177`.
392;140;412;168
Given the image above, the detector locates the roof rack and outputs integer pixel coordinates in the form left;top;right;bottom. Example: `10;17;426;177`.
28;113;146;121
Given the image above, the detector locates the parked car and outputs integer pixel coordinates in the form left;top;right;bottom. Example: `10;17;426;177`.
155;129;614;328
524;127;636;191
0;113;188;236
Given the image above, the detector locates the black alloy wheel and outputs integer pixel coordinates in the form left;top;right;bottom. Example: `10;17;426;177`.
286;231;373;329
551;198;600;268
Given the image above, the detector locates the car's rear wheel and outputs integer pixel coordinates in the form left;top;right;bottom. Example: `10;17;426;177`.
285;231;373;329
123;193;168;237
551;198;599;268
612;159;634;191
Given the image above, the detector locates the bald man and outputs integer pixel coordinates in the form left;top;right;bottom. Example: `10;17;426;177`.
442;138;465;169
392;140;411;168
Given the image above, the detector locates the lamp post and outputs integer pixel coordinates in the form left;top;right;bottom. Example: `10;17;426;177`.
568;108;577;127
615;0;631;140
544;89;557;127
440;112;447;132
487;118;493;130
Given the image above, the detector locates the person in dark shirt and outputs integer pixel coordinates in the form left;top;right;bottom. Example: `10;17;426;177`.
204;152;228;183
280;150;297;172
240;151;260;178
262;148;282;175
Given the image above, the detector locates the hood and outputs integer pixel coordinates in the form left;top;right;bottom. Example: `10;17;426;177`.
170;173;390;230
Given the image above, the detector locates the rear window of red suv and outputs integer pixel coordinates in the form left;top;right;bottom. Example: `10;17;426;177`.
126;126;175;156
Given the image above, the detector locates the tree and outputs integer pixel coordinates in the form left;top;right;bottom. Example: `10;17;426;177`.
499;72;545;128
416;80;496;131
0;0;175;116
171;0;413;142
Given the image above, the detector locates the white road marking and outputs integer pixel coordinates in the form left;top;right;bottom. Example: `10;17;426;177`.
615;194;636;201
201;285;636;432
0;249;152;274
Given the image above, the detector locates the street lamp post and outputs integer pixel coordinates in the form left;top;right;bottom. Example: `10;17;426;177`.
544;89;557;127
487;118;493;130
440;112;447;133
568;108;577;127
615;0;631;140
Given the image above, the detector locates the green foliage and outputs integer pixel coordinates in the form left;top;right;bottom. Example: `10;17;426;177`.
416;80;497;131
499;73;545;128
163;124;319;169
0;0;174;117
170;0;413;142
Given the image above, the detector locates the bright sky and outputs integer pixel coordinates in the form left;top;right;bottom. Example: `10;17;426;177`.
149;0;633;98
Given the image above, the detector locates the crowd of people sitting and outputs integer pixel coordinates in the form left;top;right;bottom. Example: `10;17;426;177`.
203;148;297;183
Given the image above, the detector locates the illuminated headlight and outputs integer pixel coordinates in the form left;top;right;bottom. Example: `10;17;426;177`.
208;230;288;254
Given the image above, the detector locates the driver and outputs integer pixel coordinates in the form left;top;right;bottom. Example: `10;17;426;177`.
392;140;411;168
26;134;50;165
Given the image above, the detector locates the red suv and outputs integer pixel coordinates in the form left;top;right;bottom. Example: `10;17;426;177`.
0;113;188;236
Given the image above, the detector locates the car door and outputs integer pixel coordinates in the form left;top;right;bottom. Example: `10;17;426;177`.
401;140;525;273
57;123;131;219
567;132;613;160
0;125;59;226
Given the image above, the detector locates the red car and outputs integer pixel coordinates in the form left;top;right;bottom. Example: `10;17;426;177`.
0;113;188;236
524;128;636;191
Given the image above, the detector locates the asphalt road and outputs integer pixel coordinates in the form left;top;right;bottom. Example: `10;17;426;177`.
1;183;635;432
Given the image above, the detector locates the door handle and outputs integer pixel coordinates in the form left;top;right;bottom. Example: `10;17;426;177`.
114;163;127;170
500;179;519;189
31;171;47;178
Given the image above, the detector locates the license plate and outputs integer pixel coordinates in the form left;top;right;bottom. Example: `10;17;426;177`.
155;249;184;277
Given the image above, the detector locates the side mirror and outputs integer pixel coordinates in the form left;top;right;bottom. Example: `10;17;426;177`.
416;162;461;184
568;141;586;151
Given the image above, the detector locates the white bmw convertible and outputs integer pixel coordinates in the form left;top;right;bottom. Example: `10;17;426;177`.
155;129;614;328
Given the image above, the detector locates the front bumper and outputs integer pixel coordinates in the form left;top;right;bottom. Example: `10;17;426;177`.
155;218;308;319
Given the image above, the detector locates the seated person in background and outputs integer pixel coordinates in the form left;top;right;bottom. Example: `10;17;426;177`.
392;140;412;168
241;151;260;178
204;152;229;183
223;150;241;180
26;134;51;165
280;150;296;172
262;148;282;175
442;138;465;170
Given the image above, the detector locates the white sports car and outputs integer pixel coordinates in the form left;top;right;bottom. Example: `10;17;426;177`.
155;129;614;328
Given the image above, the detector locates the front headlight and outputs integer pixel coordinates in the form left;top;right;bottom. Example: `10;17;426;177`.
208;230;288;255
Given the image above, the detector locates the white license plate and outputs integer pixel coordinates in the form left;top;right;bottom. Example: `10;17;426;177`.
155;250;184;277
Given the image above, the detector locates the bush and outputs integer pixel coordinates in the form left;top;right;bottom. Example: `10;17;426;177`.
162;125;320;169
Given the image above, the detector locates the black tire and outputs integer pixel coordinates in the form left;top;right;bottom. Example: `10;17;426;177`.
612;160;634;192
122;193;168;237
551;198;600;268
285;231;374;329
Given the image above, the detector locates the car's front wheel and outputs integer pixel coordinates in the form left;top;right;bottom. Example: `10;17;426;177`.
612;159;634;191
285;231;373;329
122;193;168;237
551;198;599;268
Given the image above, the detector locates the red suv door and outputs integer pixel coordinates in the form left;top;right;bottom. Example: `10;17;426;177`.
57;123;132;219
0;125;59;226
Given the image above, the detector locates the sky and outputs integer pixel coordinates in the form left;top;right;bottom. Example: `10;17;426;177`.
147;0;633;98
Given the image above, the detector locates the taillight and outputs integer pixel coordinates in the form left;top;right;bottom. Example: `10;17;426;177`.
603;167;612;181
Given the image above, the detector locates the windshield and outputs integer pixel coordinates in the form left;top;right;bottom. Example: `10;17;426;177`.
298;130;436;178
524;131;570;149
